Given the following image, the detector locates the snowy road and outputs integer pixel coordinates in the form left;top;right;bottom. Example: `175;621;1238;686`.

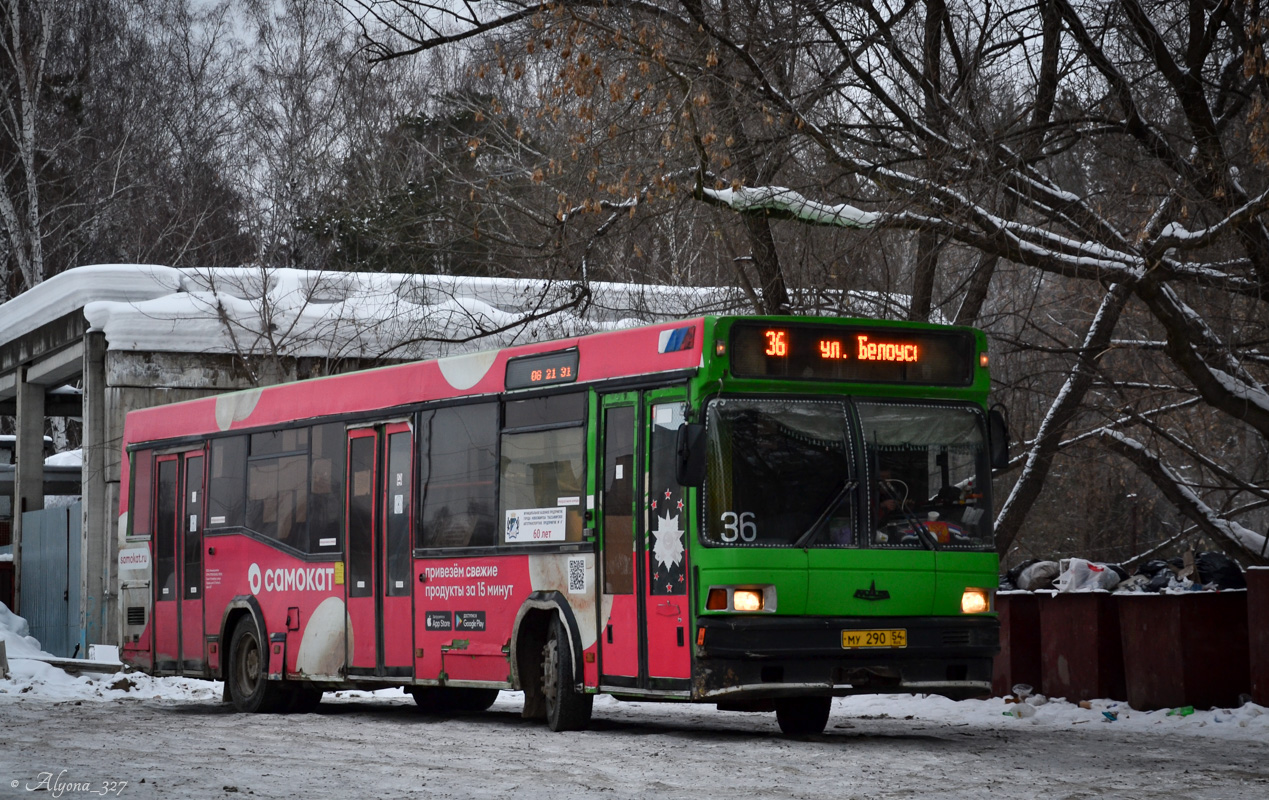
1;680;1266;800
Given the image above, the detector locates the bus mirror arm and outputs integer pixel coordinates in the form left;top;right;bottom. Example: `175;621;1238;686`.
675;423;706;487
988;405;1011;470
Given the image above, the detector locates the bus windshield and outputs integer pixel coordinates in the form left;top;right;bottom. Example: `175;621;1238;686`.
702;398;993;550
703;398;856;547
858;401;993;550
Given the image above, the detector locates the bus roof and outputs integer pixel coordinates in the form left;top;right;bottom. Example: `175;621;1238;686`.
122;317;709;446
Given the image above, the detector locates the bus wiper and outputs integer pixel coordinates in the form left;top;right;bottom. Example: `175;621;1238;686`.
895;505;940;551
879;480;939;551
794;479;857;549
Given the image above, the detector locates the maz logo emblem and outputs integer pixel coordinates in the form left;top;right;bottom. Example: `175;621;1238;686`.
853;580;891;601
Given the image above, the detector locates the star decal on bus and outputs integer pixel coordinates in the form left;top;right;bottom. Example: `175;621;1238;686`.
652;507;684;571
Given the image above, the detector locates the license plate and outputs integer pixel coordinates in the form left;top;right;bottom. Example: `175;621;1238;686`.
841;628;907;649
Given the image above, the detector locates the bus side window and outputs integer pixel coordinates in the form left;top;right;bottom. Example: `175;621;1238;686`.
309;423;345;553
208;437;246;528
499;394;586;546
247;428;310;551
420;403;498;548
131;449;154;537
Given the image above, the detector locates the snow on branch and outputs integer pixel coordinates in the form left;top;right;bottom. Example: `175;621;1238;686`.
1148;187;1269;256
696;184;880;228
1100;429;1268;564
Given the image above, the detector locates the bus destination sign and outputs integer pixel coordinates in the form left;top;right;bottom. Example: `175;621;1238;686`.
729;322;975;385
505;348;581;390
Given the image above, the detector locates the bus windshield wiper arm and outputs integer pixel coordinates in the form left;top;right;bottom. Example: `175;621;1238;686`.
895;505;939;551
794;479;857;549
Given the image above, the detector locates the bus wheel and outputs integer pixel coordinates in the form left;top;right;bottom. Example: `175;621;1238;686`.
411;687;499;714
227;617;288;714
775;696;832;736
541;617;593;732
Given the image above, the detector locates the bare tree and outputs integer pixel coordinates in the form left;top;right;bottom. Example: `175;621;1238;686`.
337;0;1269;562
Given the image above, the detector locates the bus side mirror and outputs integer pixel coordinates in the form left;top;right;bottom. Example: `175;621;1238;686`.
676;423;706;487
988;407;1010;470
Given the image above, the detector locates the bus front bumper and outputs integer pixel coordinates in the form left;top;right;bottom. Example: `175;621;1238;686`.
692;615;999;705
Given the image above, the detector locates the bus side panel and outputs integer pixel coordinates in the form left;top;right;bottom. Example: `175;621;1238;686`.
415;555;530;683
203;534;345;681
414;552;599;686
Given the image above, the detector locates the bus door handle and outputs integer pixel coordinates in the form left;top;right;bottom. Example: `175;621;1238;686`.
656;602;679;617
207;546;215;556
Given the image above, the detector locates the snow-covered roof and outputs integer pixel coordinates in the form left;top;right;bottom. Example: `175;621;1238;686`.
1;264;913;364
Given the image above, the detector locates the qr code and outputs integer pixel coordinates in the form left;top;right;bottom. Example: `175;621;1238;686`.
567;556;586;594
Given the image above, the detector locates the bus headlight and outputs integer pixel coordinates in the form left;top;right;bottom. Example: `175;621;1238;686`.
961;588;990;614
732;589;763;612
704;585;777;613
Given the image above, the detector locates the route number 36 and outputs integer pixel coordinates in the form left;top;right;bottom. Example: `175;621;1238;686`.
719;511;758;542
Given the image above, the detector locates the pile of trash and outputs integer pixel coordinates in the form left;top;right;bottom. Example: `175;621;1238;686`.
1001;551;1247;594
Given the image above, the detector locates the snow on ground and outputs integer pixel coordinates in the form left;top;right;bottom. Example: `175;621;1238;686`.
1;665;1264;742
4;604;1268;799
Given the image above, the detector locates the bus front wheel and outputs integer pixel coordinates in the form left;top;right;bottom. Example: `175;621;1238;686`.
227;617;289;714
541;617;593;732
775;696;832;736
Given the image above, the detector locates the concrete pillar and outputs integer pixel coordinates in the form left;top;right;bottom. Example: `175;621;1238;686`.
80;332;111;647
13;367;45;614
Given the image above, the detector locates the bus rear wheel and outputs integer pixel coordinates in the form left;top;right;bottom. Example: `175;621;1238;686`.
227;617;289;714
542;617;592;732
775;696;832;736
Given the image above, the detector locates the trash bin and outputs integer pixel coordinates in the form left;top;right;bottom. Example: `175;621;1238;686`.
1248;567;1269;706
1118;591;1250;710
1038;591;1126;702
992;591;1042;697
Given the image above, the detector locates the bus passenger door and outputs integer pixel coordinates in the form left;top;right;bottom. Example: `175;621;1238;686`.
598;394;639;686
180;453;206;674
642;396;691;684
380;423;414;674
346;428;379;675
152;449;205;675
346;423;414;678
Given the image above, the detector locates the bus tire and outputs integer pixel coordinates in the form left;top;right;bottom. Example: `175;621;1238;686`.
227;617;288;714
411;687;499;714
542;616;592;732
775;696;832;736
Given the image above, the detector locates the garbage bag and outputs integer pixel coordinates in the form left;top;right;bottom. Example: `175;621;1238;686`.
1145;570;1173;593
1054;558;1121;592
1016;560;1060;591
1195;551;1246;590
1005;559;1041;589
1136;560;1171;578
1115;574;1151;593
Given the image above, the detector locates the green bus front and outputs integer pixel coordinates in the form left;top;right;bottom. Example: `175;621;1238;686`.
683;318;1000;712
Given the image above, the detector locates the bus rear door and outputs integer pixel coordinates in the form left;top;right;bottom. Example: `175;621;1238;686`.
152;448;206;675
346;422;415;678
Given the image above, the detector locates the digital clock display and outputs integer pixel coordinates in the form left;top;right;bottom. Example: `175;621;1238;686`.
731;322;975;385
505;348;580;390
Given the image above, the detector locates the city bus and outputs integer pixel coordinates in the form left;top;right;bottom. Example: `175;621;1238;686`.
117;315;1006;735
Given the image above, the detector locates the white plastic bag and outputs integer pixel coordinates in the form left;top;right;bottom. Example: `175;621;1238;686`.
1055;558;1120;592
